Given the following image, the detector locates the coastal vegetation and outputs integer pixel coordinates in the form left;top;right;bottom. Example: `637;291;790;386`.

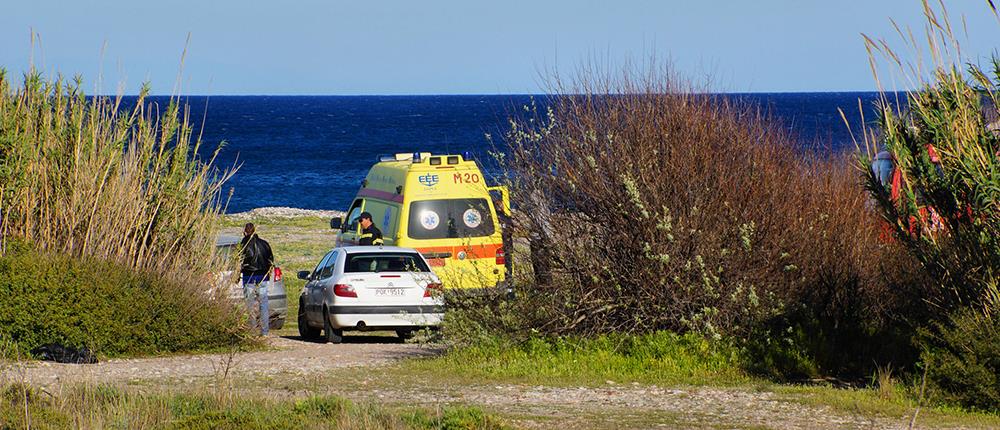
445;0;1000;416
0;70;248;357
858;0;1000;410
1;1;998;428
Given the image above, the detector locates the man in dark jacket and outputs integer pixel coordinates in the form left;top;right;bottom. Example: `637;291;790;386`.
357;212;384;246
241;223;274;335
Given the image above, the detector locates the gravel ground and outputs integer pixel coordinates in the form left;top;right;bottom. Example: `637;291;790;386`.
8;336;439;389
2;336;925;430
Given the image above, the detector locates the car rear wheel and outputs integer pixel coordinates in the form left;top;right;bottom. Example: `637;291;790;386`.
270;316;285;331
298;300;320;340
322;306;343;344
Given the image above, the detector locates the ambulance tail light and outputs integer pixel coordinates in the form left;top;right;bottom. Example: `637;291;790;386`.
495;247;506;266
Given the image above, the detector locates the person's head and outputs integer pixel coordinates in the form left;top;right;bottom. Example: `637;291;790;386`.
243;222;255;237
358;212;373;229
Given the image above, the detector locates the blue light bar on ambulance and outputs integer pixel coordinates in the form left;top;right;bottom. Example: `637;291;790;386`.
412;152;422;163
461;151;473;161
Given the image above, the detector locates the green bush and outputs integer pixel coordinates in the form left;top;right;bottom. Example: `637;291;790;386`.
0;245;247;358
917;309;1000;412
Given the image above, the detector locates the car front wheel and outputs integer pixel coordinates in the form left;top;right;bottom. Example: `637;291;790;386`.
298;299;320;340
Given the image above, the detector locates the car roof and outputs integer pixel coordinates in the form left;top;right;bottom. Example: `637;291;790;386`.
337;246;420;254
216;235;241;247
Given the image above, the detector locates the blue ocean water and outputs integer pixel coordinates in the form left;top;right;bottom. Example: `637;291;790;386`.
135;93;891;213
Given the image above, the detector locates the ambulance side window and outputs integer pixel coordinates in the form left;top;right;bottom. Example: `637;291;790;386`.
381;205;397;239
344;199;364;232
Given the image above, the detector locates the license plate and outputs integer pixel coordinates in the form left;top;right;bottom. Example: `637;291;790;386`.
374;288;404;296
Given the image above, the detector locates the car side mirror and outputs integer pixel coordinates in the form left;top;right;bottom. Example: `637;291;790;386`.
296;270;311;280
330;217;343;230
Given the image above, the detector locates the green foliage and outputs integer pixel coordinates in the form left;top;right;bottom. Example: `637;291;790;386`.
917;309;1000;411
0;383;507;430
857;1;1000;411
0;245;247;357
403;406;509;430
860;2;1000;313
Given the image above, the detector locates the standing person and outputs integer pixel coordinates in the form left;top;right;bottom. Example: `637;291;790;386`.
357;212;384;246
240;223;274;336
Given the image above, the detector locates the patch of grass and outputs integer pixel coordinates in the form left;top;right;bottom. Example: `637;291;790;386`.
772;384;1000;429
408;331;749;387
0;383;509;430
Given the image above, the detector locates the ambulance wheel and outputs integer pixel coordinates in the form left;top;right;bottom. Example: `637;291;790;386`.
323;306;343;344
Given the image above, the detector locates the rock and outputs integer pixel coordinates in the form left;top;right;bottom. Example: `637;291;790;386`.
227;207;345;220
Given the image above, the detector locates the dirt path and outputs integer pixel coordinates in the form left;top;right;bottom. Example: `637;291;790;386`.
8;336;439;388
4;336;928;429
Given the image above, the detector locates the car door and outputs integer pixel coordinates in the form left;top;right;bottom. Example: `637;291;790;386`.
304;251;334;321
338;199;366;246
310;250;339;315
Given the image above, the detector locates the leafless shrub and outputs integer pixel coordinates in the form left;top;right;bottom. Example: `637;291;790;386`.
493;63;924;341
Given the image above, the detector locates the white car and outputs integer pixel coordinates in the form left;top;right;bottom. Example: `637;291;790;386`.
296;246;444;343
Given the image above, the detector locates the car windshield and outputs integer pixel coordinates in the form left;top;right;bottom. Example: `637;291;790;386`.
408;198;495;239
344;252;429;273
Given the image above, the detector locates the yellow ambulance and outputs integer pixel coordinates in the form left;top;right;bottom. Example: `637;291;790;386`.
330;152;511;291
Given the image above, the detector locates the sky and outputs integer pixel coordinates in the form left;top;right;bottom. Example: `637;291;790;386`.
2;1;999;95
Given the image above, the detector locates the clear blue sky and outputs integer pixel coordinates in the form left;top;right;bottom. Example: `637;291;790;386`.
2;0;998;95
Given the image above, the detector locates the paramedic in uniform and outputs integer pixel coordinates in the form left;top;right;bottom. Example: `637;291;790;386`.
357;212;384;246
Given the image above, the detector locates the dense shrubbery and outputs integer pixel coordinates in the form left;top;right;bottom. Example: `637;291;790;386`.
857;1;1000;410
0;70;250;354
0;244;246;357
916;309;1000;411
447;67;926;378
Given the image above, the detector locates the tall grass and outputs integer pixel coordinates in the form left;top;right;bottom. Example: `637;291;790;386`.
0;69;235;282
854;0;1000;410
857;0;1000;313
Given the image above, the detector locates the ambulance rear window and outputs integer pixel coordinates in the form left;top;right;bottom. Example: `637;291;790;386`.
408;198;495;239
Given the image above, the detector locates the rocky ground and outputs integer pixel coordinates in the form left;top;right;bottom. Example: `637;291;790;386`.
228;207;345;220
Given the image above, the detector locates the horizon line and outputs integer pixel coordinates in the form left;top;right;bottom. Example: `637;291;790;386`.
97;89;901;97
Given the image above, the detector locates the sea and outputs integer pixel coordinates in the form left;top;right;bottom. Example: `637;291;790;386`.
131;93;894;213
